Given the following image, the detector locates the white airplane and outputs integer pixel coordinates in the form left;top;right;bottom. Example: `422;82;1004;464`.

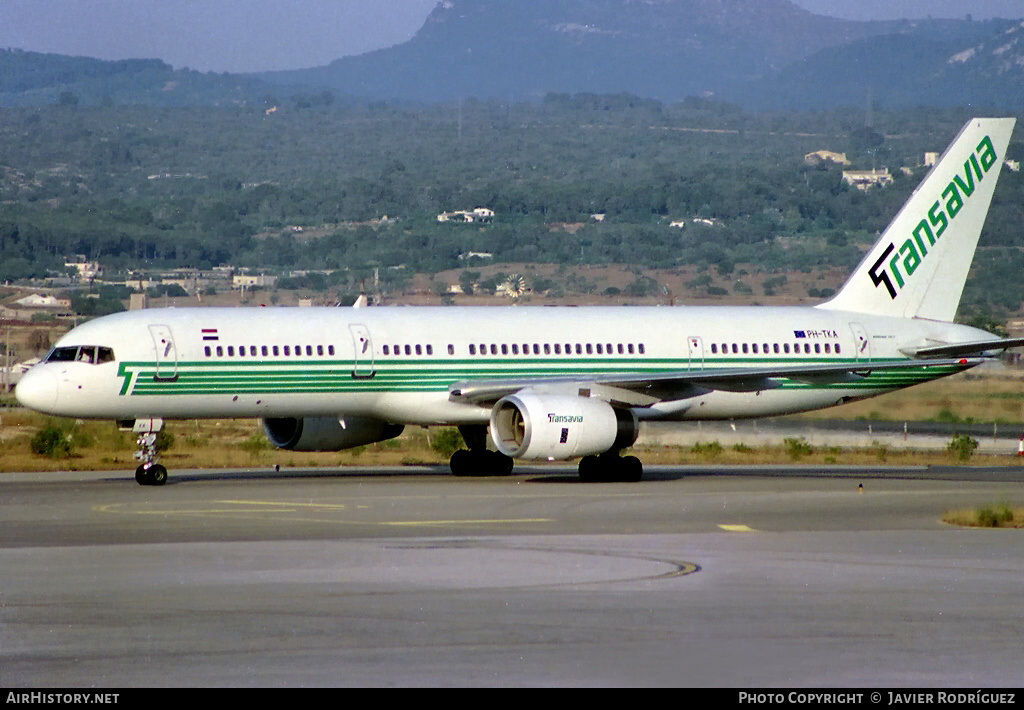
16;118;1023;486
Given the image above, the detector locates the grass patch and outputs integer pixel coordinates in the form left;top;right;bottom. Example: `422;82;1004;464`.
943;503;1023;528
691;441;724;458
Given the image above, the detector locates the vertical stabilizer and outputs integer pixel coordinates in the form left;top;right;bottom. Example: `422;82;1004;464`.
819;118;1015;321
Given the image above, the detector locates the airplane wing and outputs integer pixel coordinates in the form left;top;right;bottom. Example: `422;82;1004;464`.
901;338;1024;359
448;357;983;406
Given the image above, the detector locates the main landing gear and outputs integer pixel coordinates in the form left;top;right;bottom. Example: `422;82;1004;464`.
449;424;515;476
449;448;515;476
578;452;643;483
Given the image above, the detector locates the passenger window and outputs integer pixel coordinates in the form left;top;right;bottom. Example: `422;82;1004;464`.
638;344;645;354
383;345;390;355
426;345;433;355
627;343;634;355
415;345;422;355
836;343;841;354
204;346;211;357
273;346;279;356
469;344;476;355
318;345;324;356
501;344;508;355
284;346;290;356
544;344;551;355
596;344;603;355
448;344;454;356
216;346;223;357
228;346;235;356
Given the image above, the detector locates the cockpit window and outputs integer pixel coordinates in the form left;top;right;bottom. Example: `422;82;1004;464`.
46;346;115;364
46;347;78;362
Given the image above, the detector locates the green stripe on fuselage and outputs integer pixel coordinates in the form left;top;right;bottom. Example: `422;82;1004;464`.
115;358;967;398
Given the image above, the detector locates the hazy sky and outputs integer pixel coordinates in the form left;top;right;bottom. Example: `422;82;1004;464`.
1;1;1022;73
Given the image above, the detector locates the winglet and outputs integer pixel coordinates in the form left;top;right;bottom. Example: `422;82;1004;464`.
819;118;1016;322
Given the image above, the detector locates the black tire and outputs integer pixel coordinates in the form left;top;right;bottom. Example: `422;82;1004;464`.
450;449;473;476
578;455;600;482
490;451;515;476
135;465;149;486
148;464;168;486
621;455;643;483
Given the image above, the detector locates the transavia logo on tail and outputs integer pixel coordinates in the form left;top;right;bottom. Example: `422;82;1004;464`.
868;135;998;299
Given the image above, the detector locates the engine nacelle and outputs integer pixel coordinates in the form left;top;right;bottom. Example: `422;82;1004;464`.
490;393;638;460
262;416;404;452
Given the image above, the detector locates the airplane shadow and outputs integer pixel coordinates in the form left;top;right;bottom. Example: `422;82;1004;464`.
97;462;1024;486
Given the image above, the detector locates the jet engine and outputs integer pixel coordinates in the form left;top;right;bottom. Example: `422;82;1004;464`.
262;416;404;451
490;393;638;460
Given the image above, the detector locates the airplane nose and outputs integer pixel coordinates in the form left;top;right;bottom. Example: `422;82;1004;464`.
15;367;58;413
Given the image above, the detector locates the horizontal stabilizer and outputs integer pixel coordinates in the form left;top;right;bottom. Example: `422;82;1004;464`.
902;337;1024;359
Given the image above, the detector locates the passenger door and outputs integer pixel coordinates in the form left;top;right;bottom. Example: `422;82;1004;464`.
687;336;705;370
349;324;375;379
148;324;178;381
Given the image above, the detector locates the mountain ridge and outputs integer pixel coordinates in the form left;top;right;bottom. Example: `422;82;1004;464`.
2;0;1022;109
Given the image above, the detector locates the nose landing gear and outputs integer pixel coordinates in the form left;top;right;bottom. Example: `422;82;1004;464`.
131;418;168;486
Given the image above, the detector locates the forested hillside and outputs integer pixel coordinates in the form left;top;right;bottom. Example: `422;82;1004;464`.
1;96;1022;321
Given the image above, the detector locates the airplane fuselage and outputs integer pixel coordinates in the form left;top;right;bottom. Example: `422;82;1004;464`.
19;305;985;424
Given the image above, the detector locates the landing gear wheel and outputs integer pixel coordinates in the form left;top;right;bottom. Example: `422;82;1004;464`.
449;449;515;477
578;455;600;483
621;455;643;482
135;464;169;486
148;464;168;486
491;450;514;476
578;453;644;483
450;449;474;477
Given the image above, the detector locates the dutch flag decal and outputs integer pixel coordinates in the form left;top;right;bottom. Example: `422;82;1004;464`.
202;329;219;341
